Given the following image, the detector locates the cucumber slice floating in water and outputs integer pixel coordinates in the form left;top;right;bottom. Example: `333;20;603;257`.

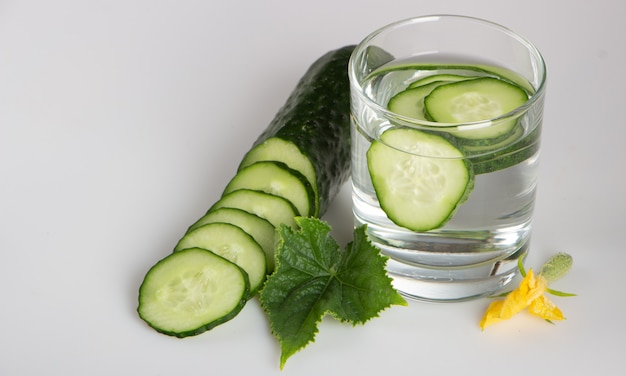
389;74;481;121
389;80;470;121
137;247;249;338
407;73;475;89
367;127;473;231
424;77;528;139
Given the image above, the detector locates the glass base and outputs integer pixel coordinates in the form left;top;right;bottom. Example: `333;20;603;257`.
383;244;526;302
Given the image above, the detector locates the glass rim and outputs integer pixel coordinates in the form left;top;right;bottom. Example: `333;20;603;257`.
348;14;547;131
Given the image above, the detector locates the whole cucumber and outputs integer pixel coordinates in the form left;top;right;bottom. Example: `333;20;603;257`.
241;45;355;216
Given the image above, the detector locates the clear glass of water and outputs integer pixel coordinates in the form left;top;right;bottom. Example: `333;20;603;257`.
348;15;547;301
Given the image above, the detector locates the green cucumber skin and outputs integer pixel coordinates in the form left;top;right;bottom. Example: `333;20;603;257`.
250;45;355;216
468;126;541;174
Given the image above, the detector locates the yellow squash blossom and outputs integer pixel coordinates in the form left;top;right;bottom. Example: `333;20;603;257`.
480;269;564;329
480;253;575;330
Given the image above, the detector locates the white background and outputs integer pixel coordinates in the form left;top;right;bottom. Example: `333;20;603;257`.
1;0;624;375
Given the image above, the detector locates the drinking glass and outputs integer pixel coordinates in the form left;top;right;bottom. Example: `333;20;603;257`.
348;15;547;301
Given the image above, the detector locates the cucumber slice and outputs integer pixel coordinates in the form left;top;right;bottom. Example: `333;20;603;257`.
187;207;277;272
389;75;479;121
224;161;315;217
367;127;473;231
239;138;319;216
424;77;528;139
138;247;249;337
407;73;475;89
461;124;525;153
174;223;267;295
468;125;541;174
388;81;459;121
209;188;298;228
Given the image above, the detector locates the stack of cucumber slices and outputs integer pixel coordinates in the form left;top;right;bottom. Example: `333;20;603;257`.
367;71;531;232
137;46;355;338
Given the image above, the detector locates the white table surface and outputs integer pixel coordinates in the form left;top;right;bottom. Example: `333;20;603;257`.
1;0;624;374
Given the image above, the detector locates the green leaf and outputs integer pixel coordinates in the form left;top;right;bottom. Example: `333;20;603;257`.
259;217;407;369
